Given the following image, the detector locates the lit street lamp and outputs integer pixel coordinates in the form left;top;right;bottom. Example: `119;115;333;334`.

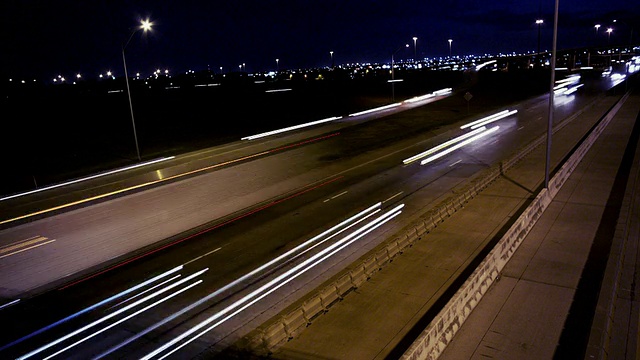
536;19;544;54
607;27;613;44
276;58;279;71
122;18;152;162
594;24;601;35
448;39;453;57
412;37;418;60
330;51;334;67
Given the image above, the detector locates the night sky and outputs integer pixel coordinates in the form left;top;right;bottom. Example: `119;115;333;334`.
3;0;639;80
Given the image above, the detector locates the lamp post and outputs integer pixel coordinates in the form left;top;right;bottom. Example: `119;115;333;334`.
594;24;601;36
448;39;453;57
536;19;544;54
391;44;409;101
412;37;418;61
544;0;559;189
330;51;334;67
607;27;613;44
613;19;635;49
276;58;279;71
122;19;152;162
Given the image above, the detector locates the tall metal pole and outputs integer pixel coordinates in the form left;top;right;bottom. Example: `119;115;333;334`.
391;53;395;101
122;47;141;161
544;0;559;188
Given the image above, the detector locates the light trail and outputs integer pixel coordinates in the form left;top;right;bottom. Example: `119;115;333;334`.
58;174;342;291
403;126;487;164
0;299;20;310
467;110;517;130
241;116;342;140
142;204;404;360
348;103;402;117
17;268;207;360
460;110;509;129
1;133;339;227
420;126;500;165
0;266;183;352
42;281;202;360
0;157;175;202
404;93;435;103
99;203;383;358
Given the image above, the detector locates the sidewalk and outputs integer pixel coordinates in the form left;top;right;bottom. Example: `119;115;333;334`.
264;90;640;359
439;93;640;359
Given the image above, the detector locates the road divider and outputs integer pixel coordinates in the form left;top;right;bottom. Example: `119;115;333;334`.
400;91;631;360
242;88;609;356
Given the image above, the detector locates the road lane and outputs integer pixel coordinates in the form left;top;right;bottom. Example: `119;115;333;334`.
0;74;622;358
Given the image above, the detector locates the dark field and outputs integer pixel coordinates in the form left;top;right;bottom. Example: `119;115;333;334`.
1;67;554;196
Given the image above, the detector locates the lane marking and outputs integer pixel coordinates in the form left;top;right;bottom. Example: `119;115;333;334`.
0;157;175;202
517;126;525;131
330;191;348;200
184;247;223;266
0;239;56;259
0;133;340;227
58;175;343;291
449;159;462;167
383;191;404;203
0;235;46;253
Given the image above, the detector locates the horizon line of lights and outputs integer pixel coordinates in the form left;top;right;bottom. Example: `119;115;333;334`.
11;44;636;84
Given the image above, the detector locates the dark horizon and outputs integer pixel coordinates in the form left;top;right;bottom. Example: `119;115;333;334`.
3;1;640;80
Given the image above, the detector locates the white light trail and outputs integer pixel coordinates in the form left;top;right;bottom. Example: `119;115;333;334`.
142;205;404;360
0;299;20;310
420;126;499;165
468;110;517;130
404;93;435;103
0;156;175;202
0;266;183;352
98;204;382;358
460;110;509;129
403;126;487;164
432;88;453;95
17;268;207;360
42;281;202;360
241;116;342;140
107;275;182;310
475;60;497;70
265;88;292;93
563;84;584;95
348;103;402;117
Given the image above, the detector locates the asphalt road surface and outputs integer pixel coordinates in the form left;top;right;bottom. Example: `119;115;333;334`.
0;70;626;359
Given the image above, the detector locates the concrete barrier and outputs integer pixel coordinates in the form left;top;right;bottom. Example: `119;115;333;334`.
244;94;609;355
400;91;630;360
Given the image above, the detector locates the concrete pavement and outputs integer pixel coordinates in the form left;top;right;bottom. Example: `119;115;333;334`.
255;88;640;359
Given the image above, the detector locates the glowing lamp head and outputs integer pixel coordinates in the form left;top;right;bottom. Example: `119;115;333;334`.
536;19;544;24
607;28;613;34
595;24;601;29
140;19;152;32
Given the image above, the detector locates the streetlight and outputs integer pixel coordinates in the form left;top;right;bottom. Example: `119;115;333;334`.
536;19;544;54
612;19;635;48
122;18;152;162
330;51;334;67
220;66;223;74
594;24;601;35
276;58;279;71
412;37;418;60
448;39;453;57
607;27;613;44
391;44;409;101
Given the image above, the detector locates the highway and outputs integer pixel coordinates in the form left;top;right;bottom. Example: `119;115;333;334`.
0;69;628;359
